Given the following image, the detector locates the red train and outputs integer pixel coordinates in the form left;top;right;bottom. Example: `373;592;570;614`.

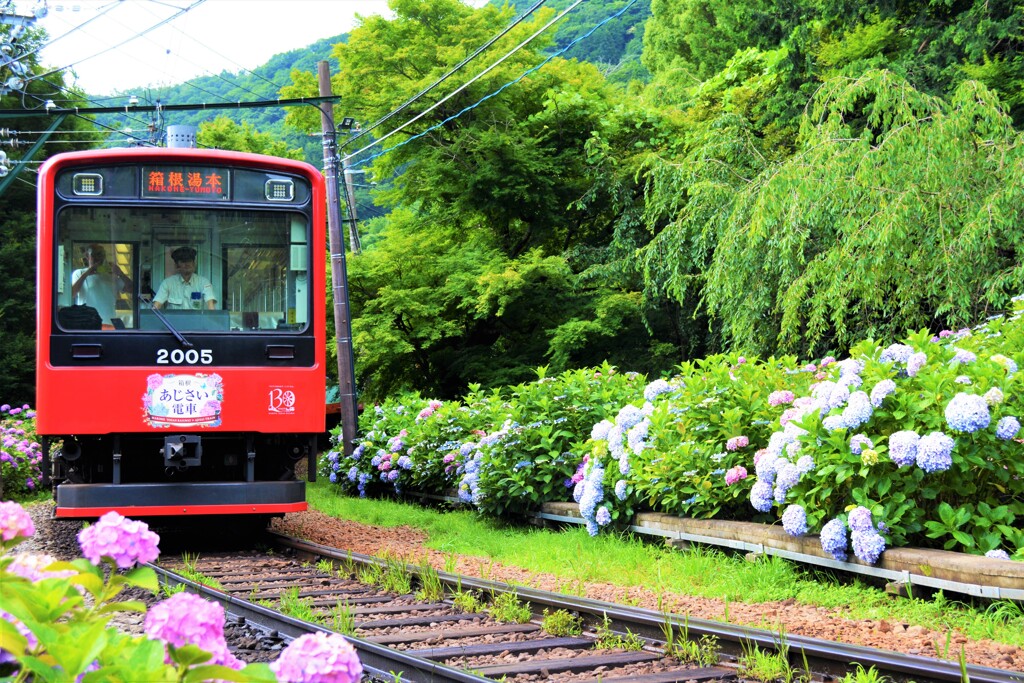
36;147;325;519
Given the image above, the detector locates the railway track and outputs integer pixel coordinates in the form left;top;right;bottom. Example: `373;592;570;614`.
150;532;1024;683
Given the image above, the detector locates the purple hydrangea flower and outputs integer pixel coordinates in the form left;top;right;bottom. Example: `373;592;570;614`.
750;480;773;512
270;631;363;683
945;393;991;433
849;434;873;455
77;511;160;568
869;380;896;408
887;430;920;467
906;352;927;376
144;593;243;670
916;432;954;473
995;416;1020;440
951;347;977;364
880;344;914;364
614;480;628;500
596;507;612;526
985;549;1011;561
841;391;873;429
781;505;808;536
851;529;886;564
819;518;848;561
590;420;613;442
847;506;874;533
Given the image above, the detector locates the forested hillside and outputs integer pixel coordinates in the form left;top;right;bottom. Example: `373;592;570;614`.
2;0;1022;409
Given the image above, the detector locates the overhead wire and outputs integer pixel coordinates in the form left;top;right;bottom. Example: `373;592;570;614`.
346;0;641;170
25;0;209;87
343;0;585;164
10;0;123;66
343;0;548;151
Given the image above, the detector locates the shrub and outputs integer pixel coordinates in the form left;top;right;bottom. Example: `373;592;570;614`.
0;404;43;500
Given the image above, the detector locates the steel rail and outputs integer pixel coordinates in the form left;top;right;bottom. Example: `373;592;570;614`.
147;562;492;683
269;532;1024;683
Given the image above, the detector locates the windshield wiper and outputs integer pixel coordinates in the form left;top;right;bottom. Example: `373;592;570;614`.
140;298;194;348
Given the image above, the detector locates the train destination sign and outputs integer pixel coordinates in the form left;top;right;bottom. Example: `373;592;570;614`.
141;165;230;200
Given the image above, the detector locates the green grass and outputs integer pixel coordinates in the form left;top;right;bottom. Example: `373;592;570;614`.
306;482;1024;648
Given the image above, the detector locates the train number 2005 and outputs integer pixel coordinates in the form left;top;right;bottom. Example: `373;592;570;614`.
156;348;213;365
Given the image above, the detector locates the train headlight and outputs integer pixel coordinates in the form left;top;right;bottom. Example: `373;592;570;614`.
265;178;294;202
72;173;103;196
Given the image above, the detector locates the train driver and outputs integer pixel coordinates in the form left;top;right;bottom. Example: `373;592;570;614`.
153;246;218;310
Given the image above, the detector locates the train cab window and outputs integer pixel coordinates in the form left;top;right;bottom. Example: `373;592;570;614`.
55;206;310;333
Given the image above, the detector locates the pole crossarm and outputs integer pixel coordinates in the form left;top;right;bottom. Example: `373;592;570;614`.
0;95;341;117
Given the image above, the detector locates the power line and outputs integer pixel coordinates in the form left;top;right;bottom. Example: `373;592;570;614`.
343;0;548;151
347;0;641;170
344;0;584;165
26;0;208;86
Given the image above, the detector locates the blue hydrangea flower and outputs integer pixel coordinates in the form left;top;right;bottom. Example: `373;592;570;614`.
851;529;886;564
951;347;977;365
596;507;612;526
796;455;815;474
614;480;628;501
849;434;873;455
906;352;927;376
329;472;338;483
573;480;585;503
869;380;896;408
916;432;954;473
985;549;1011;560
591;420;613;442
750;480;773;512
819;518;848;561
995;416;1020;440
841;391;873;429
627;420;650;455
397;456;413;470
887;430;920;467
347;466;358;482
945;393;991;433
775;462;801;493
822;415;847;432
643;379;673;402
880;344;914;364
955;375;972;385
585;519;599;537
781;505;808;536
615;404;645;430
847;506;874;533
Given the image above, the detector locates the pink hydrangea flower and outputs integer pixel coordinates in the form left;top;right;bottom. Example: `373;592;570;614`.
724;466;748;485
726;435;749;451
270;631;363;683
77;511;160;568
768;390;795;407
0;501;34;542
144;593;243;670
7;553;76;582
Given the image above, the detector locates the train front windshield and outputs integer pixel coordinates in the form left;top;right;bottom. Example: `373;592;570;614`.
56;206;310;333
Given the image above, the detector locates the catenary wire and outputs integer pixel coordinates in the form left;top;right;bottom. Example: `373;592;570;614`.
343;0;584;164
25;0;209;87
343;0;548;151
347;0;640;170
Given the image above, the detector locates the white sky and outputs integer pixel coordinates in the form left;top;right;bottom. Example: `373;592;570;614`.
26;0;393;97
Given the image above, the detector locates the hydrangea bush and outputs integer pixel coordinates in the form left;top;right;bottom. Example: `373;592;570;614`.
0;502;363;682
1;404;43;499
324;363;644;517
320;300;1023;564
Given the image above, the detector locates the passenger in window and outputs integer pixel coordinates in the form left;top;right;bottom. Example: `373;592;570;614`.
70;244;131;325
153;246;218;310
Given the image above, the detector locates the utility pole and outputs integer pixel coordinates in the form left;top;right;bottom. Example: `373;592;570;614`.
317;60;358;457
341;159;362;255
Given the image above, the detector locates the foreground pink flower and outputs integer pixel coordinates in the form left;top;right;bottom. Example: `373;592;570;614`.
144;592;243;670
271;631;363;683
724;466;748;485
0;501;34;542
7;553;76;582
77;511;160;568
726;435;749;451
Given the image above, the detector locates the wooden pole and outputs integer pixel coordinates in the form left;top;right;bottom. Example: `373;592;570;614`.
317;60;358;458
